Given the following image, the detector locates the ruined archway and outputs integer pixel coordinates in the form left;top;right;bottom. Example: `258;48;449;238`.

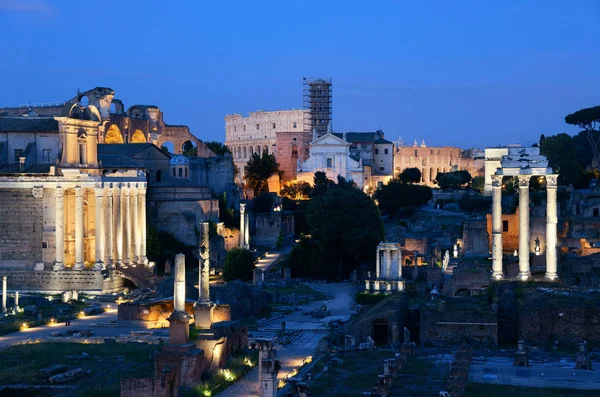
182;140;197;156
131;129;147;143
105;124;124;144
372;319;389;345
161;141;175;154
455;288;471;297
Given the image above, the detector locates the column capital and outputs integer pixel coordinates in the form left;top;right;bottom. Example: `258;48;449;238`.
240;203;246;212
94;187;104;198
491;174;503;187
121;186;130;196
105;186;114;197
32;187;44;199
54;187;65;199
130;186;139;196
517;175;531;187
546;174;559;187
74;186;84;197
138;186;147;197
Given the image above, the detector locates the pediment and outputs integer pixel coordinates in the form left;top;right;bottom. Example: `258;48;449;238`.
311;133;349;146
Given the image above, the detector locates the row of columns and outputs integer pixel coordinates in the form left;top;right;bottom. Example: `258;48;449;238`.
491;174;558;281
375;243;402;279
54;184;147;270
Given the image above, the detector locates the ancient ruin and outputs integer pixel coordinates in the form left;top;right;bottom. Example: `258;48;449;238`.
365;242;404;293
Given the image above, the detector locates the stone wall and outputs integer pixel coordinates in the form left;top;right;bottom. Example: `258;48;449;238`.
217;224;239;251
118;301;196;326
0;188;43;266
253;212;294;249
462;218;489;256
120;371;178;397
0;269;124;293
486;208;547;253
276;130;311;183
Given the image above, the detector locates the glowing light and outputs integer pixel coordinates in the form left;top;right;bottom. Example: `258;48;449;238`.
20;323;29;331
78;311;85;318
220;369;236;382
201;389;211;397
243;357;254;367
48;318;56;325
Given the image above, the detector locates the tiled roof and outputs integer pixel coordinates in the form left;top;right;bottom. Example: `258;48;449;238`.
152;176;204;187
0;117;59;132
333;132;378;143
0;163;51;174
98;154;145;168
374;138;393;144
97;143;164;157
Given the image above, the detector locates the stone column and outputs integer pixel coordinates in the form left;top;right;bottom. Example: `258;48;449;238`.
375;246;381;278
54;187;65;270
122;187;131;265
195;221;214;329
491;175;503;280
105;187;114;268
384;248;392;279
517;175;531;281
94;187;104;269
396;249;402;279
240;203;247;249
173;253;186;313
545;175;559;281
114;187;122;265
14;291;19;307
168;253;190;344
74;186;84;270
244;209;250;248
2;276;6;313
131;187;140;264
138;187;148;265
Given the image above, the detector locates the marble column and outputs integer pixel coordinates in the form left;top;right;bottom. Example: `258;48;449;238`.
2;276;6;313
114;187;123;265
173;253;186;313
396;249;402;279
375;246;381;278
131;187;140;264
14;291;19;307
545;175;559;281
244;209;250;248
169;253;190;344
240;203;247;249
198;221;210;303
74;186;84;270
138;187;148;265
517;175;531;281
105;187;114;268
94;187;104;269
384;249;392;279
491;175;504;280
122;187;131;265
54;187;65;270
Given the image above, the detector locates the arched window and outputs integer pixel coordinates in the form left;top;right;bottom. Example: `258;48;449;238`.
156;170;162;182
172;168;176;177
185;168;188;177
503;220;509;232
178;167;183;177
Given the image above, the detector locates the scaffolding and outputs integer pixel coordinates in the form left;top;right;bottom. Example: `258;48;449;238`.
303;77;332;138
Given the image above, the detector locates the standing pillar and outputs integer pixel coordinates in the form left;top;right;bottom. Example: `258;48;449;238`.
114;187;123;265
94;186;104;270
14;291;19;307
168;253;190;344
396;249;402;279
491;175;504;280
244;208;250;248
545;175;559;281
195;221;214;329
240;203;247;249
54;187;65;270
173;254;186;313
131;187;140;264
138;187;148;265
74;187;84;270
517;175;531;281
384;248;392;279
122;187;131;265
375;246;381;278
105;187;114;268
2;276;6;313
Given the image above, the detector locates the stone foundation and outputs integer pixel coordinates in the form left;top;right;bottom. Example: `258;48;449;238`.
0;269;124;293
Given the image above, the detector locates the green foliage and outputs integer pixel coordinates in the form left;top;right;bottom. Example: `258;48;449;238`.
182;141;197;156
223;248;255;281
458;193;491;212
287;235;332;279
280;180;312;200
435;170;472;190
155;231;197;273
253;192;274;213
399;167;421;184
565;105;600;171
305;188;383;279
218;192;237;228
374;179;433;217
355;292;389;305
204;141;232;156
540;133;586;187
310;171;331;197
471;176;485;193
244;151;280;195
275;232;283;250
146;225;161;263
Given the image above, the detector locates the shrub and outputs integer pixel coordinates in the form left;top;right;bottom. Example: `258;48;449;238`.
223;248;255;281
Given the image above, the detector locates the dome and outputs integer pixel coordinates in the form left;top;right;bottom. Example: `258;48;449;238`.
170;155;189;165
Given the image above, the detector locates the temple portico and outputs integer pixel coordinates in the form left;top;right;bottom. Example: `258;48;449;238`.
365;242;404;293
489;147;558;281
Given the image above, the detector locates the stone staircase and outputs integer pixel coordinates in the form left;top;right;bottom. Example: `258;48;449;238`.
116;265;162;290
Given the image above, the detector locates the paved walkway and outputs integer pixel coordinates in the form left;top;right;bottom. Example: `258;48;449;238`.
255;252;281;272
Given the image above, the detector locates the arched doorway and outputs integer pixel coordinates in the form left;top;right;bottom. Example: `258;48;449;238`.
372;319;389;345
105;125;124;144
131;129;146;143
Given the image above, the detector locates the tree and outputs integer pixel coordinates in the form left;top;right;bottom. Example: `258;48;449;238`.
253;192;274;213
280;181;312;200
223;248;255;281
182;141;197;156
218;193;237;228
244;151;280;195
399;168;421;184
471;176;485;193
305;188;383;279
205;141;232;156
435;171;471;190
565;106;600;170
310;171;331;197
286;235;332;279
374;179;433;217
540;133;585;187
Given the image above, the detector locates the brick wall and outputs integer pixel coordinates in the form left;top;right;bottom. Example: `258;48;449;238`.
0;189;43;266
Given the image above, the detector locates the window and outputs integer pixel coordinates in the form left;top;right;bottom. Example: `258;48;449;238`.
414;150;418;157
293;122;297;128
431;149;433;154
234;126;236;132
594;208;599;217
375;149;379;155
243;125;246;131
178;167;183;177
156;170;162;182
43;149;52;163
326;158;333;168
384;148;388;154
172;168;176;177
361;144;367;149
503;220;509;232
14;149;23;162
79;142;87;164
272;123;276;129
377;181;384;190
256;124;260;130
185;168;188;177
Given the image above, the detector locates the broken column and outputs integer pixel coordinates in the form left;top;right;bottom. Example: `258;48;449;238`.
576;341;592;370
194;222;214;329
240;203;250;249
168;253;191;344
14;291;19;308
257;338;279;397
513;340;529;367
2;276;6;313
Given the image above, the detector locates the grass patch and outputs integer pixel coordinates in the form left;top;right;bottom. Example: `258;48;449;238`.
0;343;156;395
468;384;600;397
186;351;258;397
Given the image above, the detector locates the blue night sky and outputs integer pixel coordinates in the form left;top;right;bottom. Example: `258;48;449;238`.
1;0;599;148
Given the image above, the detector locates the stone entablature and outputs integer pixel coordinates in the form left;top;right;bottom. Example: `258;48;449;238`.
365;242;404;293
